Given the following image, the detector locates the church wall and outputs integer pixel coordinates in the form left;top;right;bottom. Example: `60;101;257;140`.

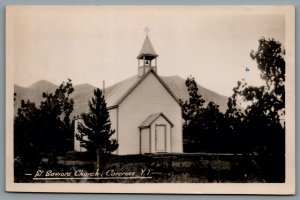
140;128;150;154
74;119;87;152
118;72;183;155
108;107;118;155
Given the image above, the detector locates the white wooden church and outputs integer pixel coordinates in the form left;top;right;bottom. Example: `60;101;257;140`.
74;33;183;155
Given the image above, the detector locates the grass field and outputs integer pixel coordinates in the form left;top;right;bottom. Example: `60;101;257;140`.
24;152;267;183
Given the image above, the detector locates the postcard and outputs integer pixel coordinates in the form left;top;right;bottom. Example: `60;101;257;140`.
6;5;295;194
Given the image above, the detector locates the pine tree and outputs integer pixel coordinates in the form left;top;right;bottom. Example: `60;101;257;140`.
179;76;205;149
76;88;118;172
179;76;205;127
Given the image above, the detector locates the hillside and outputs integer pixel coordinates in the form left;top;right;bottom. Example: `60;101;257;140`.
161;75;228;112
14;75;229;117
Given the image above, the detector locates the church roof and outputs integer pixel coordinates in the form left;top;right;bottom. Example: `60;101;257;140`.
105;75;139;108
105;69;180;109
137;35;158;59
139;112;174;128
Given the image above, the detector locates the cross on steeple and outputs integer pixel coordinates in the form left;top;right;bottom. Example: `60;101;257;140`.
137;29;158;78
144;27;150;35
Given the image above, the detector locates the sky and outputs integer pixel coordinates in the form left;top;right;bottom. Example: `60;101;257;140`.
8;6;286;96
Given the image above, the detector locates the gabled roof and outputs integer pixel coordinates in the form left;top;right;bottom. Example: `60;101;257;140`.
137;35;158;59
139;112;174;128
106;69;180;109
105;75;139;108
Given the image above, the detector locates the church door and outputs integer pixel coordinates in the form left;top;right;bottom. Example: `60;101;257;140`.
155;125;166;152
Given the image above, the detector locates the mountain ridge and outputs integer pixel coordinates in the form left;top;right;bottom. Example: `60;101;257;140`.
14;75;229;117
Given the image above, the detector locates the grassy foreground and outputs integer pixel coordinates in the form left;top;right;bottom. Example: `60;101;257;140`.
15;152;269;183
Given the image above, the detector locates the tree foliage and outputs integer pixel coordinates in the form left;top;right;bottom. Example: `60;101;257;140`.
181;38;285;182
40;80;75;129
180;76;228;152
179;76;205;146
227;38;285;182
230;38;285;153
14;79;75;177
196;101;225;152
180;76;205;126
76;88;118;170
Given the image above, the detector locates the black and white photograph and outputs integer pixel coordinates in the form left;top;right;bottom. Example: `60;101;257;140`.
6;5;295;194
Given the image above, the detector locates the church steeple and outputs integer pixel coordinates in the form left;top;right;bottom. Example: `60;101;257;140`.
137;28;158;77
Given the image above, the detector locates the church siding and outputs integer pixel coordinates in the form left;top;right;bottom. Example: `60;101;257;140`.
118;72;183;155
74;119;87;152
108;107;118;154
140;128;150;154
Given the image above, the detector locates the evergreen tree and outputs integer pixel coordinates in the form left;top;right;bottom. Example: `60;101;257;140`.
180;76;227;153
179;76;205;150
76;88;118;171
180;76;205;126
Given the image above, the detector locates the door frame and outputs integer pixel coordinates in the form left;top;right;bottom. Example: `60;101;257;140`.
155;124;167;152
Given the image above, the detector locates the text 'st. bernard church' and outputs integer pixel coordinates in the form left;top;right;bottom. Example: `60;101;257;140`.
74;33;183;155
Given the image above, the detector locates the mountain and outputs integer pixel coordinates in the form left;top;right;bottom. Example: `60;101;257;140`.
161;75;228;112
70;84;97;118
14;76;229;117
28;80;57;93
14;80;57;116
14;82;97;118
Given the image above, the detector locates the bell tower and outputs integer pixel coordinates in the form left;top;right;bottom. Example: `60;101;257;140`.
137;27;158;78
